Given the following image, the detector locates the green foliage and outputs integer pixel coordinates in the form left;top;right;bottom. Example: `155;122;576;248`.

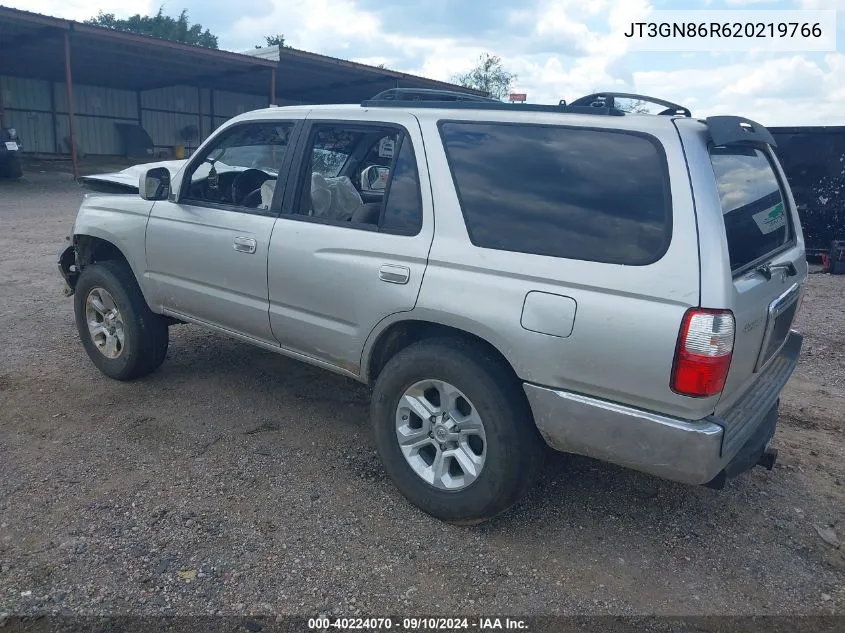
451;53;517;101
256;34;287;49
84;7;218;49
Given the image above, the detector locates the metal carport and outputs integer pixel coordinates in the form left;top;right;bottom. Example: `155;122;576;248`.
0;6;483;178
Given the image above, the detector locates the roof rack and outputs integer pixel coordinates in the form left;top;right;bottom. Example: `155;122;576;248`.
361;89;625;116
568;92;691;117
365;88;499;103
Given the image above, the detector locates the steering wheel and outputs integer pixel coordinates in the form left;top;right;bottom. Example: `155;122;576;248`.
231;169;270;206
241;187;265;209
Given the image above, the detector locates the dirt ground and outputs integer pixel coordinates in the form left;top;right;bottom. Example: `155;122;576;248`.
0;170;843;619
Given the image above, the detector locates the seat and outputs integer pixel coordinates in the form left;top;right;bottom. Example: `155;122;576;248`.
259;179;276;210
351;203;382;225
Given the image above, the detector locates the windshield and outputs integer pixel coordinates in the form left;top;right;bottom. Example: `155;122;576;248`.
310;128;365;177
211;146;282;174
312;148;349;178
200;124;293;177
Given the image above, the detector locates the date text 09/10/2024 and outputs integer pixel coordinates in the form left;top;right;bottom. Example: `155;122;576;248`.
307;617;529;630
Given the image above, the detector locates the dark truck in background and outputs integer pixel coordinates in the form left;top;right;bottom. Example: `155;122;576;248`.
0;125;23;179
769;125;845;261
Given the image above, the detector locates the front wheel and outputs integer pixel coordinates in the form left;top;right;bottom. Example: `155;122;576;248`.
371;338;545;524
73;260;169;380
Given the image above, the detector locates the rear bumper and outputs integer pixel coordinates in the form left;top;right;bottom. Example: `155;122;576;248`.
524;331;803;485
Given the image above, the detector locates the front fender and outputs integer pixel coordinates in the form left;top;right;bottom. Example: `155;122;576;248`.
67;194;157;305
57;242;77;296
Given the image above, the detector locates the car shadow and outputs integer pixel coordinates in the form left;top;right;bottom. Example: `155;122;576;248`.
147;325;779;539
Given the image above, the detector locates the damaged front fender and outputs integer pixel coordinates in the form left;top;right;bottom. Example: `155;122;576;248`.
58;241;78;296
78;159;187;193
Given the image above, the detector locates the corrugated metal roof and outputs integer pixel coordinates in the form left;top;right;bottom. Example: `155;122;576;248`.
0;6;484;102
245;44;484;97
0;6;277;94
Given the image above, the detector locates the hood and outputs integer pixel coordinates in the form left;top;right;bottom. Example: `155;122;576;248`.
78;159;187;192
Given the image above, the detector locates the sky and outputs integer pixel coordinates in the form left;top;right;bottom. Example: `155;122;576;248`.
6;0;845;125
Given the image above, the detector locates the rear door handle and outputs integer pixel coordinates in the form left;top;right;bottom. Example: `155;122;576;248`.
233;236;257;254
379;264;410;285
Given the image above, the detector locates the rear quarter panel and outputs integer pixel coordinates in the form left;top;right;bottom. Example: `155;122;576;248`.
409;111;716;420
673;118;808;415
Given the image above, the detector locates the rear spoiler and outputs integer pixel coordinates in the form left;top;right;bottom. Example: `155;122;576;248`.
706;116;777;148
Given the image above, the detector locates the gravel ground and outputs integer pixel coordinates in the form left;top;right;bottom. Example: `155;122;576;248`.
0;171;843;620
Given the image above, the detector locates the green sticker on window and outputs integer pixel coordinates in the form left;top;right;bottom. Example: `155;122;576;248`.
752;202;786;235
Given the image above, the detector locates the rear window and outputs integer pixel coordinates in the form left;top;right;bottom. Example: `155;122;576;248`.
438;121;672;265
709;147;791;272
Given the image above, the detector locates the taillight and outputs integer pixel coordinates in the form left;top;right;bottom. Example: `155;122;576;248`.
671;308;735;398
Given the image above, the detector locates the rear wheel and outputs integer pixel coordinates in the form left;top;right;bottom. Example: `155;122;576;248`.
371;338;545;524
73;260;168;380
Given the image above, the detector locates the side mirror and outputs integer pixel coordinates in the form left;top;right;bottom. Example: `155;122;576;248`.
360;165;390;192
140;167;171;200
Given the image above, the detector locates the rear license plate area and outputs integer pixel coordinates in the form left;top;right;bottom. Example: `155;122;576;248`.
755;284;800;370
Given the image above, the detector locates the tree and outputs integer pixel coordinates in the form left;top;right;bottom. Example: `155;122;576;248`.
255;34;287;49
451;53;517;101
85;7;218;49
617;98;651;114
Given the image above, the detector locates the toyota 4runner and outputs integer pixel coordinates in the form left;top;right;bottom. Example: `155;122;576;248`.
58;90;807;524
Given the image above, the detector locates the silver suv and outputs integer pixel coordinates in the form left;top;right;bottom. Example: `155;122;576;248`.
58;90;807;524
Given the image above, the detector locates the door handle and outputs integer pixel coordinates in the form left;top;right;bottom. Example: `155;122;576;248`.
233;236;257;254
379;264;410;285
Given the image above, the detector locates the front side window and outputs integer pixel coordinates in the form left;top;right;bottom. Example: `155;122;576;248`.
439;121;672;265
292;123;423;235
181;122;294;211
710;147;791;272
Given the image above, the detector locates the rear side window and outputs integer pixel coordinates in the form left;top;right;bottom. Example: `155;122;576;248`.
438;122;672;265
710;147;790;272
381;136;423;235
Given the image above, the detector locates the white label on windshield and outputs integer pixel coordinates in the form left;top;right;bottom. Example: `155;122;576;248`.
5;142;18;151
378;137;395;159
752;202;786;235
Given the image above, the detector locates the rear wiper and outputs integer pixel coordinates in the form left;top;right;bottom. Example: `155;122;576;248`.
756;261;797;280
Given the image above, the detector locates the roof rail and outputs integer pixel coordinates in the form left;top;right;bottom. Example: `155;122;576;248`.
568;92;692;117
365;88;499;103
361;89;625;116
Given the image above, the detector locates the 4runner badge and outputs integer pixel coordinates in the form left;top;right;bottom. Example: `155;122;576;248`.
744;317;763;333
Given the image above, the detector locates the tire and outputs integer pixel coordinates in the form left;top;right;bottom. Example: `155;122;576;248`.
73;260;169;380
371;337;545;524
